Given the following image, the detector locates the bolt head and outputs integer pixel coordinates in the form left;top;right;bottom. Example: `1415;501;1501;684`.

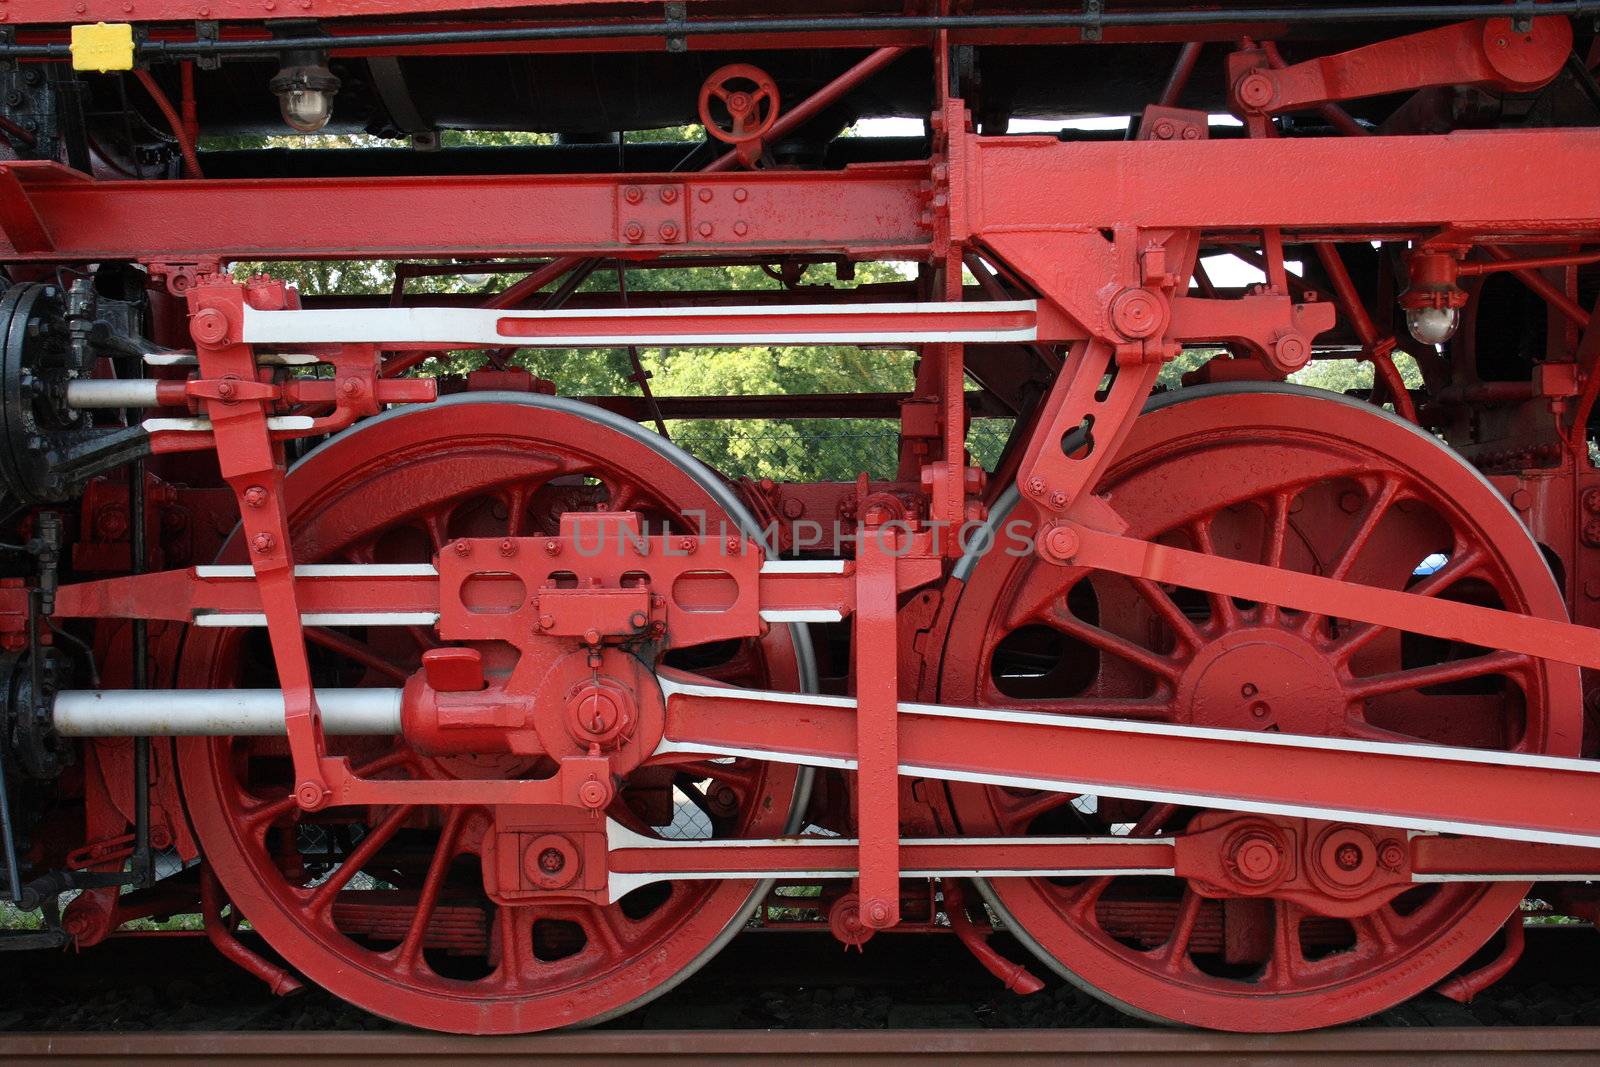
1235;70;1277;111
733;221;748;236
1271;332;1310;372
453;540;472;556
578;778;610;809
190;307;230;347
242;485;268;508
498;538;517;557
294;781;328;809
624;222;644;242
1110;287;1164;340
1027;476;1047;496
1043;524;1079;561
660;222;680;241
544;539;561;556
251;532;276;554
624;186;643;204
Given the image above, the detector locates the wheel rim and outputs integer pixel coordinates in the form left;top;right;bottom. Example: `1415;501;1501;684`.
938;384;1580;1031
178;394;809;1033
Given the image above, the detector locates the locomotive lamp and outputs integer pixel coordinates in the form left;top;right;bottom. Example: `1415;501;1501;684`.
270;50;340;132
1401;248;1467;345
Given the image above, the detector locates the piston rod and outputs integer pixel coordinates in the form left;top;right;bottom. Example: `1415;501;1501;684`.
52;688;401;736
64;379;162;409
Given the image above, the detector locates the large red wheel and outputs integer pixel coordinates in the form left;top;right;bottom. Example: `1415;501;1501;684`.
177;394;813;1033
936;384;1580;1031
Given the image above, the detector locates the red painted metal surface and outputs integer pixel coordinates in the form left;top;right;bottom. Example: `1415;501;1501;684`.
7;0;1600;1040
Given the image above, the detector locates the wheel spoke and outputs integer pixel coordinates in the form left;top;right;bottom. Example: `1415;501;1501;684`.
306;627;411;684
1154;887;1203;973
494;905;538;987
1262;900;1306;990
1297;477;1400;637
504;482;530;538
1188;517;1241;631
1328;545;1489;662
994;790;1079;834
1259;492;1293;625
1131;578;1206;651
308;804;416;915
1045;605;1182;684
396;807;467;969
240;750;413;833
1346;650;1529;700
1355;906;1402;954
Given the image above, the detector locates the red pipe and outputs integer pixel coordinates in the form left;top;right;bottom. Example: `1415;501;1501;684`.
134;69;204;179
1158;42;1204;107
1435;915;1524;1003
1315;244;1418;423
1459;250;1600;277
201;864;303;997
1487;245;1590;329
179;62;200;156
943;879;1044;995
1565;293;1600;460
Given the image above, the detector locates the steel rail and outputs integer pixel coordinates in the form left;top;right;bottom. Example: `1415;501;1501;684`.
2;4;1597;60
4;1026;1600;1063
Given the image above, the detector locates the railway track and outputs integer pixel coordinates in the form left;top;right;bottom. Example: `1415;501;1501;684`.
4;928;1600;1062
4;1027;1600;1066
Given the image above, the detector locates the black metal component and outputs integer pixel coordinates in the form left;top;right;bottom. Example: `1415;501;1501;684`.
10;866;133;911
0;281;154;505
3;3;1598;61
0;644;71;907
0;928;68;950
1;647;70;784
0;669;19;905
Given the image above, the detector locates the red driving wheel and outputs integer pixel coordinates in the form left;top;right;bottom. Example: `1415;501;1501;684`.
935;385;1580;1031
177;394;813;1033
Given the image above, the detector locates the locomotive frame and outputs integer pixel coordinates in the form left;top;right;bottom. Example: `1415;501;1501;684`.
1;0;1599;1034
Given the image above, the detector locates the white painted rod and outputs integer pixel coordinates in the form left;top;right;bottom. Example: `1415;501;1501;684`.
64;379;161;408
53;688;402;737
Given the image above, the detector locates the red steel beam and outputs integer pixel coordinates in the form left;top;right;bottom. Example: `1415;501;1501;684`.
6;129;1600;263
0;160;929;261
955;129;1600;237
3;129;1600;262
